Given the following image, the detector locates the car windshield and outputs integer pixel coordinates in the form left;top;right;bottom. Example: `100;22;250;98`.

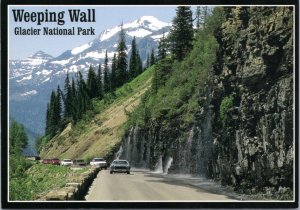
64;159;72;162
113;160;128;165
94;158;104;161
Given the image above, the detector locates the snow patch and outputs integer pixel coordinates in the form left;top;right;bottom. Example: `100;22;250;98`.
22;58;47;66
41;69;52;75
83;51;115;59
127;29;152;37
99;26;120;41
151;32;169;40
71;43;91;55
17;74;32;82
20;90;37;97
51;58;71;65
42;78;50;83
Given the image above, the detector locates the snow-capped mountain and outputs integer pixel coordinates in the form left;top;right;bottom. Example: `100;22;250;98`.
9;16;171;149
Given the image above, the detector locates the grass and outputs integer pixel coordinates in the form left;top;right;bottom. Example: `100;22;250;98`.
9;163;88;201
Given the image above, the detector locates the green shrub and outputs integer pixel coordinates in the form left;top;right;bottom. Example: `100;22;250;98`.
220;95;234;126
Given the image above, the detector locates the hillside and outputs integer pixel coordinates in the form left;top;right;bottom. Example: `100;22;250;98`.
39;66;154;161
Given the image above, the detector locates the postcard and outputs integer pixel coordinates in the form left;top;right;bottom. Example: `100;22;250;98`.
1;1;298;209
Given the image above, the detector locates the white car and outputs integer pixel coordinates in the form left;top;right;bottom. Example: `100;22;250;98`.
90;158;107;169
61;159;73;166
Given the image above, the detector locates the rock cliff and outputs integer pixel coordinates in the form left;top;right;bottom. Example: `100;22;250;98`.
117;7;294;195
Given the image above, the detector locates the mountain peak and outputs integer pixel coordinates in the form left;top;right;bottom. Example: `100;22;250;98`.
30;51;53;60
98;16;169;41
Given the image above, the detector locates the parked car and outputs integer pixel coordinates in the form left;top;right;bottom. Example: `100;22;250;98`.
110;160;130;174
42;159;52;164
73;159;86;166
51;158;60;165
61;159;73;166
90;158;107;169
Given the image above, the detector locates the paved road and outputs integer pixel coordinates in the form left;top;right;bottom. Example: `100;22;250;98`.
85;169;236;201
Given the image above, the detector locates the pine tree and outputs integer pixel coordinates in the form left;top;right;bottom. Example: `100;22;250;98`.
150;49;155;66
71;78;78;123
136;52;143;75
195;6;201;30
146;53;150;68
45;86;62;137
87;65;98;98
129;36;137;80
116;24;128;87
45;103;50;135
72;71;90;123
157;32;167;60
195;6;209;30
54;85;62;132
63;72;72;119
169;6;194;60
103;50;110;93
96;64;103;98
46;90;56;136
110;53;117;91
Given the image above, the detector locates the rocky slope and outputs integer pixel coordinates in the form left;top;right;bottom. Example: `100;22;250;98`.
39;66;155;161
117;6;294;196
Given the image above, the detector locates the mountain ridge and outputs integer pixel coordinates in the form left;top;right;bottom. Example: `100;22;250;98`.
9;16;171;152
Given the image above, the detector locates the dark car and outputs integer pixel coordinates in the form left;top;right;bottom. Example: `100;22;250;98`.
73;159;86;166
42;159;52;164
110;160;130;174
51;158;60;165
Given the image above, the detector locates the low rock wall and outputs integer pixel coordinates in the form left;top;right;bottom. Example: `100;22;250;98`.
37;167;100;201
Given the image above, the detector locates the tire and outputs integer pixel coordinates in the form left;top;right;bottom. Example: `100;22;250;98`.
127;171;130;174
110;171;113;174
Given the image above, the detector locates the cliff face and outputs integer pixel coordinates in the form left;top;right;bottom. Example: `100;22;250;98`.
211;7;293;192
118;7;294;193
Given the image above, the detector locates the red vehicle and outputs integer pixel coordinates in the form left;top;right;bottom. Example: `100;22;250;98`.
42;159;52;164
51;158;60;165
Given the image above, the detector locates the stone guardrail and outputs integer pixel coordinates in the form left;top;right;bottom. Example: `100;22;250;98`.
37;167;100;201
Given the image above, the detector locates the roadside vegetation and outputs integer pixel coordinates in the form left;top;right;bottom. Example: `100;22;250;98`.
9;120;90;200
126;7;224;130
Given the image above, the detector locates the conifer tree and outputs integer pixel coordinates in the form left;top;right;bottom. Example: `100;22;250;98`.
169;6;194;60
116;24;128;87
157;32;167;60
54;86;62;132
96;64;103;98
111;53;117;91
63;72;72;119
195;6;209;30
45;103;50;136
45;86;62;137
103;50;110;93
146;53;150;68
129;36;138;80
87;65;98;98
136;52;143;75
150;49;155;66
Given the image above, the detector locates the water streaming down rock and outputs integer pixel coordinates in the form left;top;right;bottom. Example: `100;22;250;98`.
115;145;123;160
116;126;150;168
153;155;163;173
164;156;173;174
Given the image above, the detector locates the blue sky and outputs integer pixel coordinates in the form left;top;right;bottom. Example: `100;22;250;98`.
9;6;180;60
